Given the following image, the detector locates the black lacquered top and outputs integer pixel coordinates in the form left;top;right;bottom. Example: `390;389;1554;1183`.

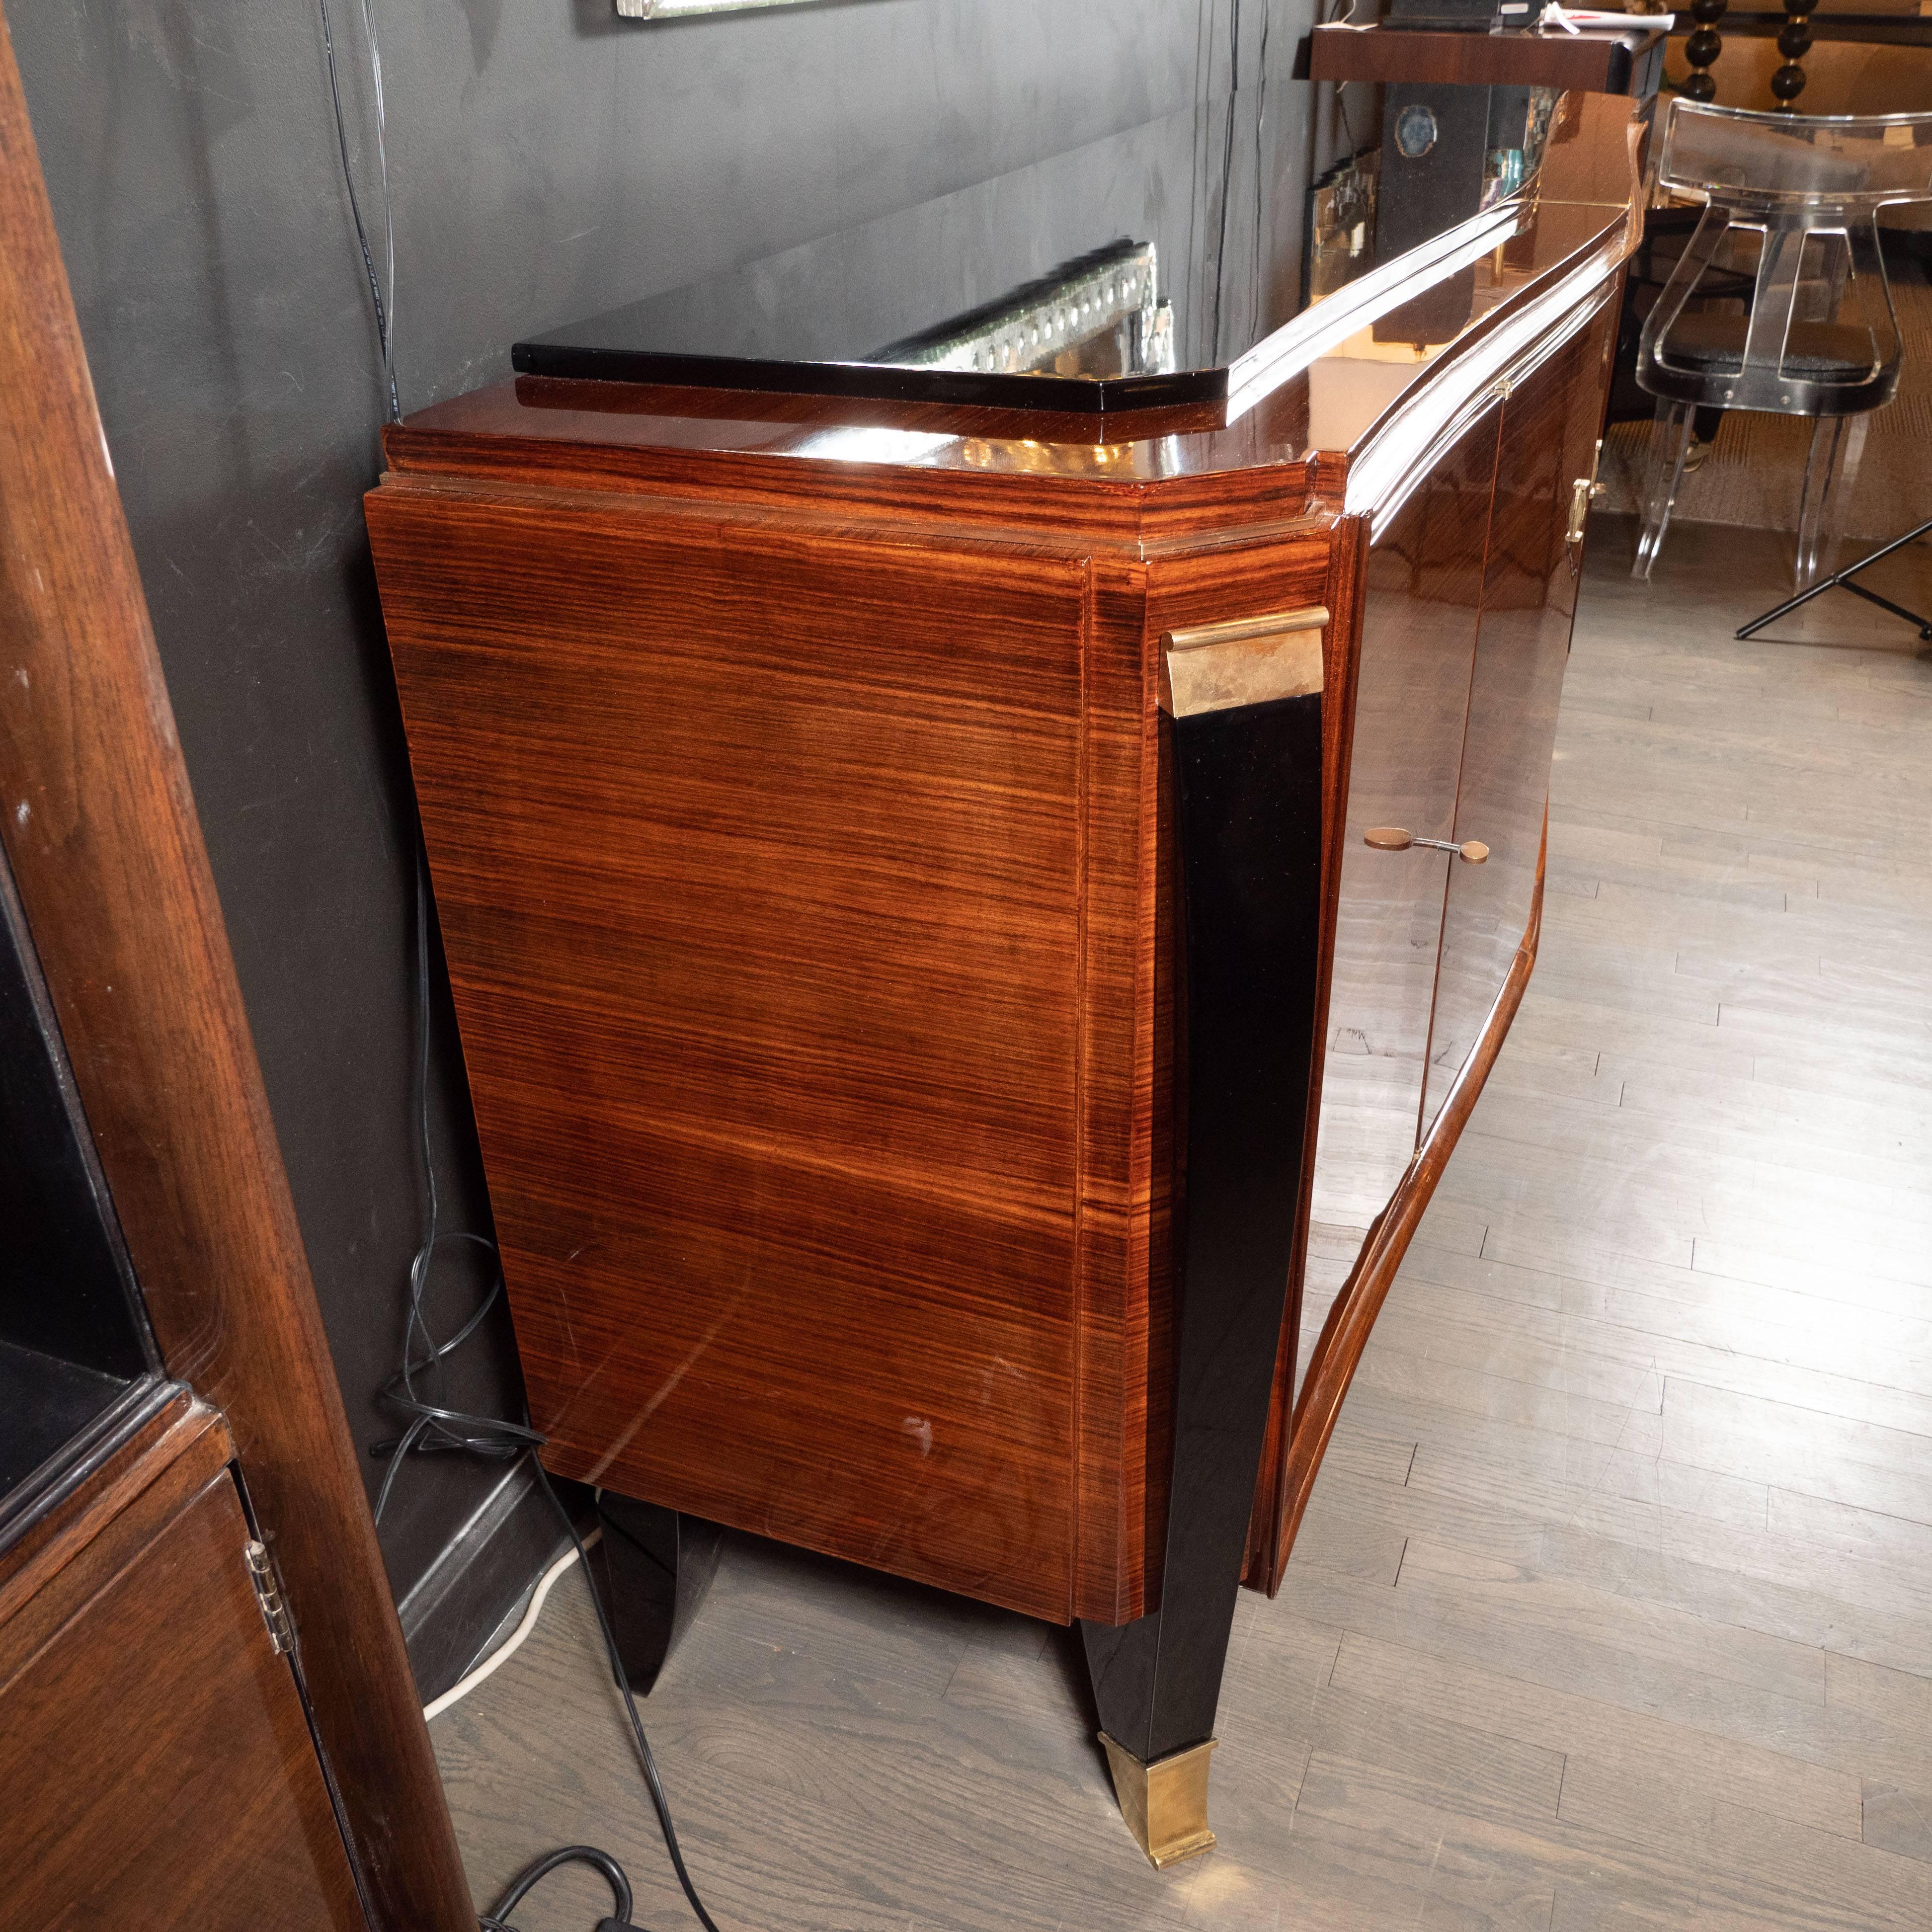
514;77;1564;413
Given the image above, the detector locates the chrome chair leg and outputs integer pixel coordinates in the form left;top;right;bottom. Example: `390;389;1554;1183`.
1633;399;1695;580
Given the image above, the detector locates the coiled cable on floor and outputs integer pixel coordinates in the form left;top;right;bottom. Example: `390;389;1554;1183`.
482;1843;634;1931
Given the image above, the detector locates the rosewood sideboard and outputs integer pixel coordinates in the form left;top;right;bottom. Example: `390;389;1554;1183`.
368;81;1650;1864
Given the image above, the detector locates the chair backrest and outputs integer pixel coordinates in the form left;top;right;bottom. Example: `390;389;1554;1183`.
1660;101;1932;217
1638;102;1932;418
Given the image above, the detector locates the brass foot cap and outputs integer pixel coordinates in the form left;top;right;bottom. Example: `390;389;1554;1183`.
1098;1732;1217;1868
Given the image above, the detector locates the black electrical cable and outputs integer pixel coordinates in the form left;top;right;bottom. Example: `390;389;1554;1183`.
1328;0;1360;156
366;852;726;1931
528;1455;725;1932
370;851;542;1524
315;15;730;1926
317;0;402;421
483;1845;634;1932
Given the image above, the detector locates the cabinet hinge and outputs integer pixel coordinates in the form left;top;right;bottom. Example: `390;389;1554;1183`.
244;1538;296;1656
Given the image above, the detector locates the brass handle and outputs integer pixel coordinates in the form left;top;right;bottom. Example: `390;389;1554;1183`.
1566;476;1606;547
1566;437;1607;547
1160;605;1329;718
1365;826;1489;864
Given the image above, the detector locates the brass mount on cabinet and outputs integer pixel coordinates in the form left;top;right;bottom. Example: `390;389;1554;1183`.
1160;606;1328;718
1098;1734;1218;1868
1364;827;1490;864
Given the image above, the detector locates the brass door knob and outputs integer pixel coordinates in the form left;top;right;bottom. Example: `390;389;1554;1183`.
1364;827;1489;864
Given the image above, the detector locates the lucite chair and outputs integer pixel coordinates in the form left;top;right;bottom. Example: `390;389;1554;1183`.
1632;102;1932;589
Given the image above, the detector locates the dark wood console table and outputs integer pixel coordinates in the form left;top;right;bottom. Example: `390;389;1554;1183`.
368;83;1650;1866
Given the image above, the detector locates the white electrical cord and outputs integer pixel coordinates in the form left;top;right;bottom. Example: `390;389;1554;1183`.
1541;5;1676;29
422;1526;602;1723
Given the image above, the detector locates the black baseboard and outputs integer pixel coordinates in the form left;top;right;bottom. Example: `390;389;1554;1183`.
398;1459;590;1706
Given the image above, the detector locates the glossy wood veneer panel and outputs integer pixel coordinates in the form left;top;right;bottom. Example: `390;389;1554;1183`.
1422;308;1618;1131
1269;836;1548;1593
375;486;1102;1621
1067;550;1164;1625
4;1461;367;1931
1309;22;1664;93
0;1390;220;1646
1311;406;1502;1233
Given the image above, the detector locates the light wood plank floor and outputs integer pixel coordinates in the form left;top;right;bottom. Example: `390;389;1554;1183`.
433;515;1932;1932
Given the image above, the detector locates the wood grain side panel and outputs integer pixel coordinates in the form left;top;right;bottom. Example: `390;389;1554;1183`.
4;1468;367;1932
382;405;1319;552
0;16;467;1924
370;485;1097;1621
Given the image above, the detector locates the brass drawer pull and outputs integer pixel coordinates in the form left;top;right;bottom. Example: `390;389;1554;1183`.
1160;605;1328;718
1365;826;1489;864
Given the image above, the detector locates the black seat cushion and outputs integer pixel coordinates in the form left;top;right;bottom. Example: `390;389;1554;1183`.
1658;312;1877;380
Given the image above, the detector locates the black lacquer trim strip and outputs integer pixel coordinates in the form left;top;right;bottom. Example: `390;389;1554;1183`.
1083;685;1324;1765
0;1372;183;1556
509;342;1230;416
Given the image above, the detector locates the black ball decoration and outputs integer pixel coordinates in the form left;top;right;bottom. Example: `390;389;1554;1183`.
1772;0;1812;107
1681;0;1726;104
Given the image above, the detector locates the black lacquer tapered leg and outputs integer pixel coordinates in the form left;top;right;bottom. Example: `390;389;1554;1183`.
589;1491;725;1695
1082;639;1324;1863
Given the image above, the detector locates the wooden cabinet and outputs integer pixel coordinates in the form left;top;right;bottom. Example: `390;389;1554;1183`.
3;1397;369;1932
369;86;1646;1859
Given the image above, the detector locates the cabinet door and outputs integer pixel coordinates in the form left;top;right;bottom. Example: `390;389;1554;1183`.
5;1460;368;1931
1309;406;1500;1247
1419;308;1616;1132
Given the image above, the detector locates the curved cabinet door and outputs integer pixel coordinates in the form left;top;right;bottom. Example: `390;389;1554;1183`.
1419;305;1617;1133
1308;405;1500;1274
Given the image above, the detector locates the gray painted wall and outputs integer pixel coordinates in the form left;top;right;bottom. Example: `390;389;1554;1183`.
12;0;1315;1625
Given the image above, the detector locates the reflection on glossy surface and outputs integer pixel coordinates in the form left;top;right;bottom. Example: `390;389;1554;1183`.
513;82;1622;414
1421;306;1617;1131
1309;404;1499;1236
872;239;1172;382
418;96;1635;494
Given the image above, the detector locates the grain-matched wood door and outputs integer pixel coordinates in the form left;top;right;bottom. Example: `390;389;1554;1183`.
4;1453;368;1931
1419;303;1618;1131
373;486;1102;1623
1307;407;1501;1249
